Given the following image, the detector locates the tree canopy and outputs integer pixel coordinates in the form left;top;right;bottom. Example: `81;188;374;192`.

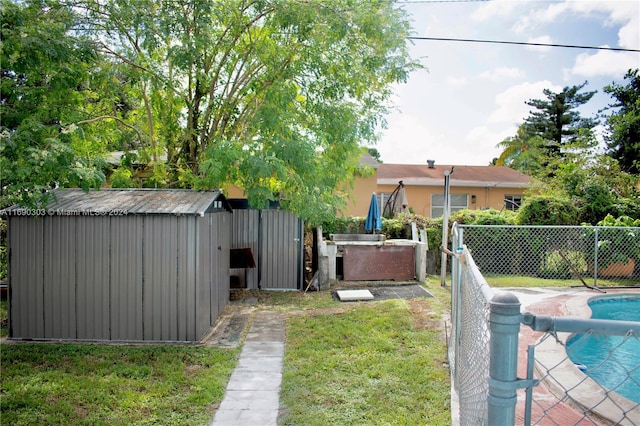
495;72;640;224
0;0;107;207
1;0;419;223
603;69;640;174
523;81;598;158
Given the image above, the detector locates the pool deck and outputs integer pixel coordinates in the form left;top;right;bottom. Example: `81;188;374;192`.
507;286;640;425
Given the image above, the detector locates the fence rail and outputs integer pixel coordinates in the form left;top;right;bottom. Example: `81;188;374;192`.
449;224;640;425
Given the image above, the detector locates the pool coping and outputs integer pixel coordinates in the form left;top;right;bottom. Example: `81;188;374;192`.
533;289;640;425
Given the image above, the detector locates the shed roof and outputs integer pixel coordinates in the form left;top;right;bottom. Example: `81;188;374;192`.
2;189;229;217
377;163;534;188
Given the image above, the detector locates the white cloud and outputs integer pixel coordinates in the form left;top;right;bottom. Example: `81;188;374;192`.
525;35;554;53
379;1;637;166
488;81;560;125
461;125;509;164
571;50;640;78
514;0;639;47
471;0;520;22
617;12;639;49
377;113;440;164
513;2;569;33
446;76;467;88
480;67;525;81
565;1;640;50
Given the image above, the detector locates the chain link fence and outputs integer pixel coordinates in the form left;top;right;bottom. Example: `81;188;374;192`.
526;328;640;425
449;225;640;425
457;225;640;287
449;245;495;425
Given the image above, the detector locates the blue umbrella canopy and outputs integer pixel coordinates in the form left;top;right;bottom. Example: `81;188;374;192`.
365;193;382;233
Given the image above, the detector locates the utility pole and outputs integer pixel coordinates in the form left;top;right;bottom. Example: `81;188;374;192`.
440;167;454;287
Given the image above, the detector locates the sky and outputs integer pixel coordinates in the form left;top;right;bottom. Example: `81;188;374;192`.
375;0;640;166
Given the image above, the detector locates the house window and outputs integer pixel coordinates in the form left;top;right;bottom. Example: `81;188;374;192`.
431;193;468;218
504;195;522;211
378;193;391;208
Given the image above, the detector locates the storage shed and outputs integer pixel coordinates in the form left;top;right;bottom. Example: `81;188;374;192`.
228;199;304;291
1;188;232;342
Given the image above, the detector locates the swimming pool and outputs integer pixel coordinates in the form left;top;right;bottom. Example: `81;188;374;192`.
567;295;640;404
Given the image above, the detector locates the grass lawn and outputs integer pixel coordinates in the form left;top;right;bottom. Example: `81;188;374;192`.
1;282;452;425
276;282;452;426
233;283;452;425
482;274;640;288
0;343;239;425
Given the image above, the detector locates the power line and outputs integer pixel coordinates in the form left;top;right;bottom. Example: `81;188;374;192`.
407;36;640;52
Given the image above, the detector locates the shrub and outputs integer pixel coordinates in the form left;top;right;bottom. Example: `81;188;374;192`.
538;250;587;279
582;214;640;270
451;208;516;225
515;195;580;225
318;213;443;251
608;198;640;220
320;216;364;235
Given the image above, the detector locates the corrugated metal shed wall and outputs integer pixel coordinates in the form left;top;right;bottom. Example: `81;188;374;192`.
176;216;196;342
196;215;212;338
214;213;230;320
230;209;303;290
77;216;110;340
7;210;231;342
44;216;76;339
231;209;260;289
260;210;303;290
110;215;144;340
9;217;44;338
143;215;179;341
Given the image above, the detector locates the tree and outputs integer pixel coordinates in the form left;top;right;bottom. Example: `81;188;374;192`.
0;0;118;208
494;124;547;176
367;147;382;163
603;68;640;174
515;195;580;226
495;76;639;224
75;0;418;223
523;82;598;158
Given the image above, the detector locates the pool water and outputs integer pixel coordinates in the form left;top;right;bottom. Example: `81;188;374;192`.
567;296;640;404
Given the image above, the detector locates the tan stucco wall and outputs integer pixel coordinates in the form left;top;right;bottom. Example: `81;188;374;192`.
340;174;378;217
224;184;246;199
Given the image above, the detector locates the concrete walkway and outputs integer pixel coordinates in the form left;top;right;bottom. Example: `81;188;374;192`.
210;310;285;426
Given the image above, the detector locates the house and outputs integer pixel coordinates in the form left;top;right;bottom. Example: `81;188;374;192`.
1;188;232;342
344;158;534;218
342;152;380;217
222;154;533;219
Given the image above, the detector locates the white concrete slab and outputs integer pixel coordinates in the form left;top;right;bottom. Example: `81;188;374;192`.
336;289;374;301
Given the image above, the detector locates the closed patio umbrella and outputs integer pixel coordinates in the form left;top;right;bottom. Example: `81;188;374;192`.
395;184;409;215
365;192;382;234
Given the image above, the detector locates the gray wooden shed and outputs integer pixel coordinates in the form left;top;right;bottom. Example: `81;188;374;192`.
1;188;232;342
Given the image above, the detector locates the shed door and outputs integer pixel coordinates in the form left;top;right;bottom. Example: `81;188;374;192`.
259;210;303;290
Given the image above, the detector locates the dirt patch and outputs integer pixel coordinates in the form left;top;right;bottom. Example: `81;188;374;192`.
74;405;89;418
286;294;447;333
184;364;203;376
406;298;445;330
202;305;254;348
286;307;353;317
